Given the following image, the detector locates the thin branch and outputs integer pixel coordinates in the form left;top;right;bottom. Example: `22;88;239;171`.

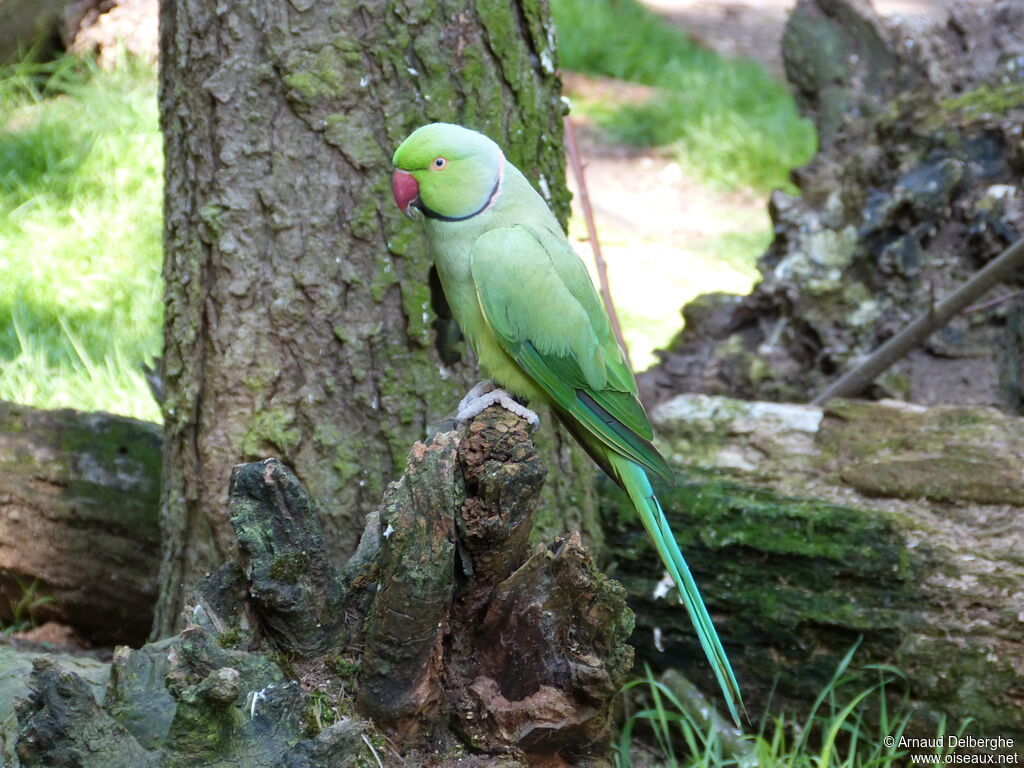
962;289;1022;314
563;115;633;370
812;235;1024;404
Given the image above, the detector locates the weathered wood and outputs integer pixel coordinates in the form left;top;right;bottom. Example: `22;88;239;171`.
0;643;109;766
357;431;460;730
813;234;1024;403
229;460;346;656
5;390;1024;755
448;532;633;762
0;400;161;646
609;394;1024;747
360;410;632;762
11;408;631;767
15;658;154;767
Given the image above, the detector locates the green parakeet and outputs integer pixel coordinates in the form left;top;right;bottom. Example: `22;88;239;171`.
391;122;743;725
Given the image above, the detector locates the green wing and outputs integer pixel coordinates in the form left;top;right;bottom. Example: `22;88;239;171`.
469;224;672;482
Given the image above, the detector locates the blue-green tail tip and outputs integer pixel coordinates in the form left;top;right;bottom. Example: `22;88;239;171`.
615;455;746;728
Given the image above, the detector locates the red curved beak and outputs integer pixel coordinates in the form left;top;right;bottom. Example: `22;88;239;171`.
392;170;419;218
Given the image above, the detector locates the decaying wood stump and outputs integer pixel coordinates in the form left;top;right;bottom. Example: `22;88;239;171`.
0;644;110;764
9;408;633;767
0;401;161;646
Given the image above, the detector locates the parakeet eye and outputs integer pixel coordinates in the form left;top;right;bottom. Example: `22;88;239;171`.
432;157;447;170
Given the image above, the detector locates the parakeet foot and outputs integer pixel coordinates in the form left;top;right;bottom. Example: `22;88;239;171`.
458;380;496;412
456;386;540;431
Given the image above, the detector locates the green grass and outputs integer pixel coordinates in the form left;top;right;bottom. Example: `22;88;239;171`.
616;645;971;768
1;577;56;634
552;0;816;191
0;54;163;422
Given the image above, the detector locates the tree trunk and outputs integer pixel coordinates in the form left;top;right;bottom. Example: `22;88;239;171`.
155;0;597;638
0;401;161;647
11;408;632;768
608;394;1024;744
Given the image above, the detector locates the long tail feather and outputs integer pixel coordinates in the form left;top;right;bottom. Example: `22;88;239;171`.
611;453;745;726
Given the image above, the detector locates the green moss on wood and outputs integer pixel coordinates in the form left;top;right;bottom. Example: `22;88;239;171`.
301;688;342;736
215;626;244;649
941;82;1024;120
241;409;300;458
266;551;310;584
821;400;1024;505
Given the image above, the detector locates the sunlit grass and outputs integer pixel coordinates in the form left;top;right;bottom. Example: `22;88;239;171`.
0;55;162;421
616;645;971;768
552;0;816;192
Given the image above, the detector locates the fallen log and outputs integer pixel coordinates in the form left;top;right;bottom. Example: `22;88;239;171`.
605;394;1024;749
0;401;161;646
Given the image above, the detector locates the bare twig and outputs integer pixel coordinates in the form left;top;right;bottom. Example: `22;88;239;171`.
812;235;1024;404
563;115;633;370
962;289;1023;314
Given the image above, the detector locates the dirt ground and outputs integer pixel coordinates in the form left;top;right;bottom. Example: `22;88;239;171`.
567;0;995;368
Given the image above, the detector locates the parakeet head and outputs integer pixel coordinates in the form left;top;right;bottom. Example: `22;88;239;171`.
392;123;504;221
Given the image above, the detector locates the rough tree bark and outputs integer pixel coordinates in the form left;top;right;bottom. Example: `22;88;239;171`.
156;0;598;637
0;400;161;646
10;409;633;768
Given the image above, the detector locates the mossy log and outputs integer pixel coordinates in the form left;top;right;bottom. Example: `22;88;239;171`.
10;408;633;767
0;400;161;646
605;394;1024;749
